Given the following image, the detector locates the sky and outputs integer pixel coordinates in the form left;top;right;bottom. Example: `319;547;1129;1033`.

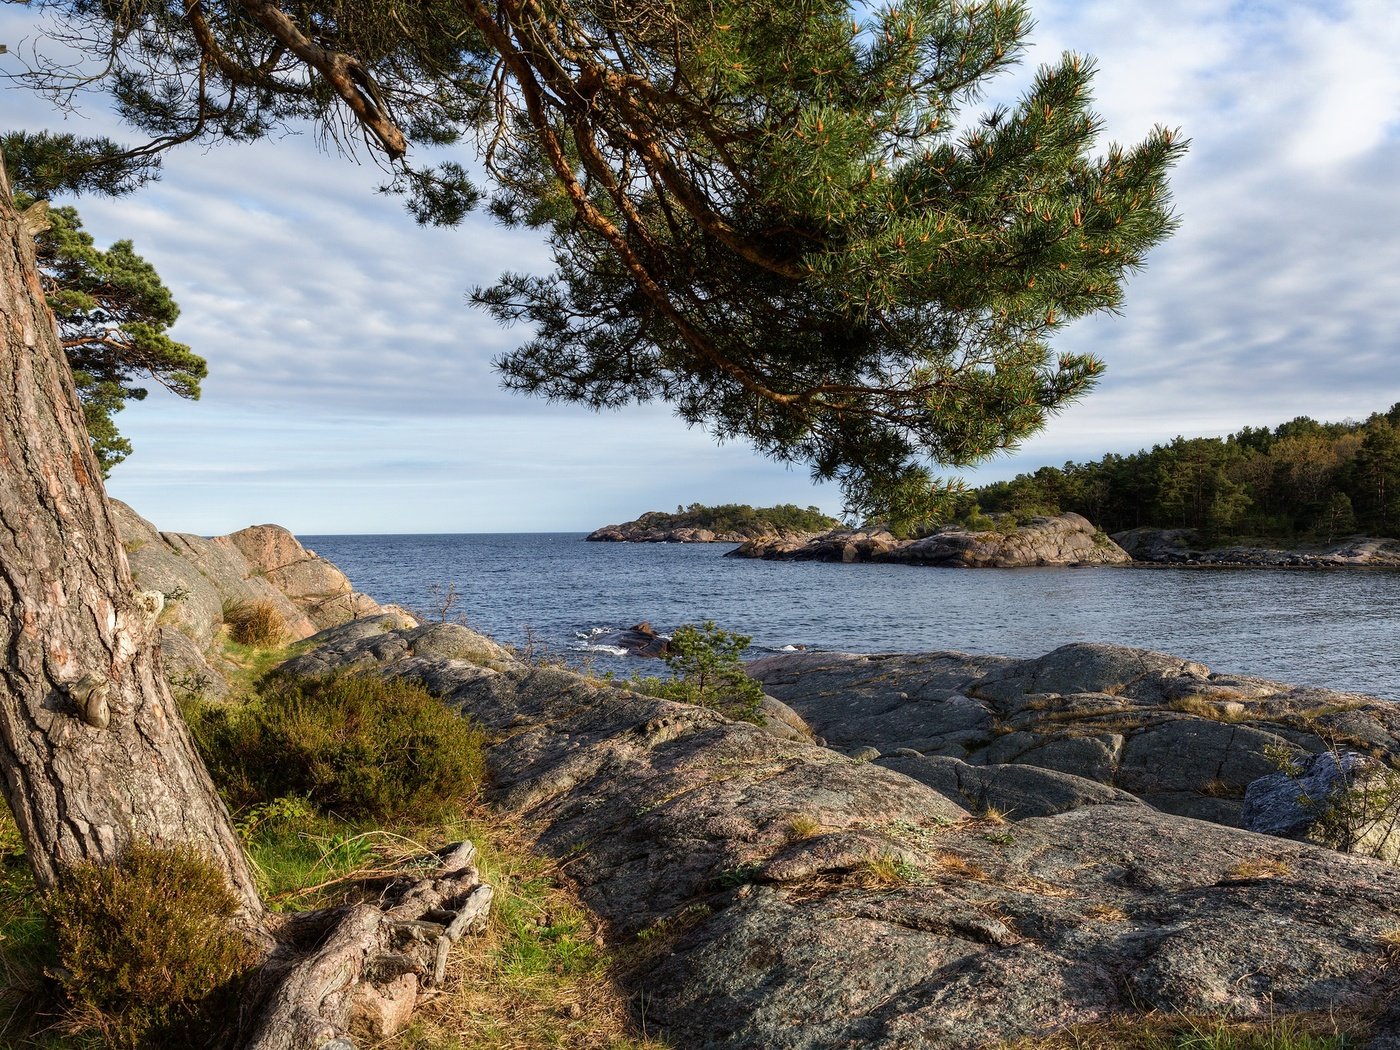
2;0;1399;534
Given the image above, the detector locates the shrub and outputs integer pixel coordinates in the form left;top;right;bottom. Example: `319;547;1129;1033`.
42;844;254;1047
632;621;765;723
190;673;488;822
221;597;288;648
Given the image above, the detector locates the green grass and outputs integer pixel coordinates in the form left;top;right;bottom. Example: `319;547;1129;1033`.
400;817;669;1050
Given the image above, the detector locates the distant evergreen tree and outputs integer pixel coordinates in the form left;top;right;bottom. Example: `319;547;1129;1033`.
3;131;201;474
1354;418;1400;534
1320;491;1356;543
23;199;205;474
967;403;1400;541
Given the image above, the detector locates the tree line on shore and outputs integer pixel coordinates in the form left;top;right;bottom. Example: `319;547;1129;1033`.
963;404;1400;543
639;503;841;535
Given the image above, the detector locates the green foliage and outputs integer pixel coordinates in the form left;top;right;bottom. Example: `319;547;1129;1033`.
41;844;254;1048
632;621;765;723
23;0;1183;519
1302;755;1400;862
20;196;206;475
0;814;55;1038
634;502;840;536
967;403;1400;541
220;597;288;649
1;131;162;199
841;469;967;538
185;672;488;823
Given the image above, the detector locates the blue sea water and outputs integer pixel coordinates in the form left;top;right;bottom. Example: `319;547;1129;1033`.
301;533;1400;700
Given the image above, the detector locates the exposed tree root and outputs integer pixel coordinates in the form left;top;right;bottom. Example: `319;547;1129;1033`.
241;840;492;1049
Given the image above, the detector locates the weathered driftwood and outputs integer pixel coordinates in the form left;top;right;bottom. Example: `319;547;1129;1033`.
242;841;492;1049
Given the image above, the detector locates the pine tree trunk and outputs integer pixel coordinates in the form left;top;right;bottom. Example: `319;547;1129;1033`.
0;159;263;916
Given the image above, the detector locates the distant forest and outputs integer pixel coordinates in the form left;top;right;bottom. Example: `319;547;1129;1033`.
639;503;841;534
965;403;1400;542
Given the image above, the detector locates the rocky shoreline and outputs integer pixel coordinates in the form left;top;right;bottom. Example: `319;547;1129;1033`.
591;508;1400;570
285;620;1400;1049
729;512;1132;567
122;506;1400;1047
586;505;840;544
587;522;764;543
1114;527;1400;568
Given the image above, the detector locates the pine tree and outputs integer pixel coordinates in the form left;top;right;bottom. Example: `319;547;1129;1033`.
16;0;1184;519
1355;418;1400;533
26;200;206;474
3;132;202;474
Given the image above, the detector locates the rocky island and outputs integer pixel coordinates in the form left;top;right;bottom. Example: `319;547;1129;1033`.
100;504;1400;1048
586;502;840;543
731;511;1133;567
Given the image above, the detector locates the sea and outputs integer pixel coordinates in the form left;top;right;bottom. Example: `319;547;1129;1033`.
301;533;1400;701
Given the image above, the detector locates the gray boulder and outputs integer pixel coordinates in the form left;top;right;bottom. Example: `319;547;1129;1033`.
970;642;1212;708
878;752;1143;819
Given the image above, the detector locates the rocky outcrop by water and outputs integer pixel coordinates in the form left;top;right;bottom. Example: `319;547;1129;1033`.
1115;527;1400;567
113;500;407;696
588;522;753;542
748;643;1400;843
731;512;1133;567
129;511;1400;1046
273;619;1400;1047
587;506;840;543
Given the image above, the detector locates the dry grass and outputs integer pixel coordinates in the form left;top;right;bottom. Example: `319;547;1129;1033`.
1226;857;1292;881
1200;778;1246;799
1379;926;1400;965
933;852;989;881
222;597;289;648
980;805;1009;825
995;1010;1365;1049
1082;903;1129;923
785;814;822;842
859;854;918;887
370;816;670;1050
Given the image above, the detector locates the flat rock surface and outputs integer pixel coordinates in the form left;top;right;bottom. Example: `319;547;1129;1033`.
281;620;1400;1048
749;641;1400;829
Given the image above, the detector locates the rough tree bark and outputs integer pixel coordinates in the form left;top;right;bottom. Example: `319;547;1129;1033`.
0;157;494;1045
0;155;262;913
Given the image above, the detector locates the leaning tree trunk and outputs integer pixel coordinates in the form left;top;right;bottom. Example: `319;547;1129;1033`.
0;156;263;915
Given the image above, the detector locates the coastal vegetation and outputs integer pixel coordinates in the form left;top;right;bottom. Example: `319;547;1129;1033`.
629;503;839;536
630;621;766;723
960;404;1400;544
0;0;1181;1040
0;631;662;1049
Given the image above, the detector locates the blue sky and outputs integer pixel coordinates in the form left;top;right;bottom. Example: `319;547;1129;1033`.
3;0;1399;533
